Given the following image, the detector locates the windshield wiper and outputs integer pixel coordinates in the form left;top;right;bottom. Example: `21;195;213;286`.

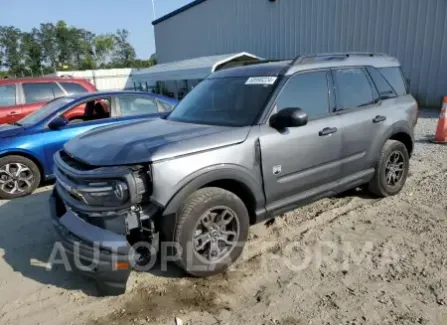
8;121;22;126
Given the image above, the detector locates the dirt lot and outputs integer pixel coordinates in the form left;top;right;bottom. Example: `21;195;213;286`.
1;109;446;325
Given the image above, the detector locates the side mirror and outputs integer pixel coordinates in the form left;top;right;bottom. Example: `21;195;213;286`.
48;116;69;130
269;107;308;129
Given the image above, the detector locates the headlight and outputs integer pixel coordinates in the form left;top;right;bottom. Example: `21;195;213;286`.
78;180;129;207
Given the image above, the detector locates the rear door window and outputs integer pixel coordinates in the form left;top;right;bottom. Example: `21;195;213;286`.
22;82;64;104
59;82;88;95
63;98;111;123
118;96;159;116
0;84;16;107
276;71;330;118
378;67;407;96
333;68;374;110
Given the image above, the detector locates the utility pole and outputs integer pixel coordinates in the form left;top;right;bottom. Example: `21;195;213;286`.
152;0;156;20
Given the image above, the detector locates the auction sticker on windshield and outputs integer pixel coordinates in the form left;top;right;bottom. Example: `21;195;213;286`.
245;77;277;85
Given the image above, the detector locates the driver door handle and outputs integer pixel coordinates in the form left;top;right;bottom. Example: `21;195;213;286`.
319;127;338;136
373;115;387;123
7;111;20;116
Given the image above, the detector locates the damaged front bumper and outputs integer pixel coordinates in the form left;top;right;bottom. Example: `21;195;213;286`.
50;190;133;295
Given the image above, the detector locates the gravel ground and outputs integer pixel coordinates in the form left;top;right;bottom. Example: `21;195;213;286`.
0;108;446;325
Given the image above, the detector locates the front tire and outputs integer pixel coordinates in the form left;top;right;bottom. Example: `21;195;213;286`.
0;155;41;199
173;187;249;277
368;140;409;197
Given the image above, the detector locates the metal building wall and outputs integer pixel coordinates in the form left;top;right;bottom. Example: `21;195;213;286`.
154;0;447;107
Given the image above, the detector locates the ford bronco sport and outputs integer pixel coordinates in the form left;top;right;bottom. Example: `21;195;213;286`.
50;53;418;295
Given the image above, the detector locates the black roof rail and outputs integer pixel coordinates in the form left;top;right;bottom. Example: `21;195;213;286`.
240;59;285;66
291;52;387;65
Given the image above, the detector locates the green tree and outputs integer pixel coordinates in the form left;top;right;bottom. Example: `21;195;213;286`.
0;22;148;74
0;26;24;76
149;53;157;66
70;28;96;70
21;28;43;76
38;23;57;70
129;57;157;69
112;29;136;67
54;20;73;68
0;42;3;68
94;34;115;67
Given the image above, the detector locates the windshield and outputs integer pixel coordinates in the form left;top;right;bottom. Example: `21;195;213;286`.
18;97;73;126
167;77;276;127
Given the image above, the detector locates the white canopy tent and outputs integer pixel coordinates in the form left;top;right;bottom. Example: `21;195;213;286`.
133;52;262;82
131;52;262;98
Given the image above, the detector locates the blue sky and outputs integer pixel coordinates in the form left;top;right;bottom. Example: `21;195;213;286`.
0;0;193;59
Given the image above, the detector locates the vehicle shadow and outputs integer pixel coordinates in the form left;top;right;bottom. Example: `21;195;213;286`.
0;190;186;297
334;187;378;200
0;190;99;295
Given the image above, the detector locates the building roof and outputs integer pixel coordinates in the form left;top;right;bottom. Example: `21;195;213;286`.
152;0;209;25
132;52;262;82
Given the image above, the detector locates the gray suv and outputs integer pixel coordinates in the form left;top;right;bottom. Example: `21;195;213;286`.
49;53;418;295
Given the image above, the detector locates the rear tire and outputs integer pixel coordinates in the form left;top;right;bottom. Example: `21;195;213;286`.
0;155;41;199
173;187;249;277
368;140;409;197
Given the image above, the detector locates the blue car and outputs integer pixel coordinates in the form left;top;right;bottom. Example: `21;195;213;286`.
0;91;177;199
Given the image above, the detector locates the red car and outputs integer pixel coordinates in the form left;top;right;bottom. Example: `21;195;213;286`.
0;77;97;124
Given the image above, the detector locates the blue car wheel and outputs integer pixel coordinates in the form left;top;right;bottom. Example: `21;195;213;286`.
0;155;41;199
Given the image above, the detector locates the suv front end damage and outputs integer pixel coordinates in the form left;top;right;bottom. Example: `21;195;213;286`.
50;150;157;295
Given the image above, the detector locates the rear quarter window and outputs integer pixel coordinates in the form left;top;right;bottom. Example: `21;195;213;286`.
118;96;159;116
378;67;407;96
60;82;89;95
0;84;16;107
366;67;397;100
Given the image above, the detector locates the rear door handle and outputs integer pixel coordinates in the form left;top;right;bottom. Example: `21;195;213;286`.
373;115;387;123
319;127;338;136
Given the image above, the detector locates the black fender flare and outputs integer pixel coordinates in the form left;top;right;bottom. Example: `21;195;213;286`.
159;165;265;240
367;121;414;167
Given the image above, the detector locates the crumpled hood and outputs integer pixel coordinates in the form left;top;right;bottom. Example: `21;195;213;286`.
0;124;25;138
64;118;250;166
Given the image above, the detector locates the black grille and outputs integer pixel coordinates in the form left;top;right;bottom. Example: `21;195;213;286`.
60;150;97;171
